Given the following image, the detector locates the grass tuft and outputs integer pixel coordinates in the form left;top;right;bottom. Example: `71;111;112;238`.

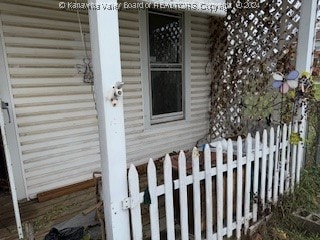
256;166;320;240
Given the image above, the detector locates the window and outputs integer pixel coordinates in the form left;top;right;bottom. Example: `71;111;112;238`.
147;10;185;124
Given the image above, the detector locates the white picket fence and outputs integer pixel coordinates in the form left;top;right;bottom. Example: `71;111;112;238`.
124;121;305;240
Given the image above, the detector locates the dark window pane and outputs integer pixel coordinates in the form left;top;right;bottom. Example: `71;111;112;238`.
151;71;182;115
149;12;182;64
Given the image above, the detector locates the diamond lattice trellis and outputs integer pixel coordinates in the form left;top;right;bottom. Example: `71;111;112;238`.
209;0;301;139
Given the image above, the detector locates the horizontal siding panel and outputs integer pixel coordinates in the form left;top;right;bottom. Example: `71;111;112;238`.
191;42;209;50
9;67;78;77
118;10;139;21
123;86;142;94
20;125;98;143
16;109;97;126
190;14;210;23
191;68;209;75
120;44;140;53
119;19;139;29
191;101;210;108
25;146;100;170
126;130;207;155
191;24;210;32
123;92;143;99
120;36;140;45
19;118;98;136
13;93;93;106
21;131;98;150
191;36;210;44
22;140;99;162
122;97;142;105
191;107;209;114
124;125;144;135
12;86;91;97
25;154;101;178
124;116;143;124
26;161;100;184
122;76;142;83
24;147;100;169
0;2;88;23
191;31;210;38
1;14;90;32
119;28;139;38
5;38;89;51
123;104;143;112
8;57;83;67
191;82;210;88
15;104;95;117
121;60;141;68
121;68;141;76
26;164;100;192
2;25;87;40
191;51;209;57
191;76;210;82
126;122;206;143
6;47;85;58
120;53;140;61
191;48;209;55
191;71;210;77
190;55;210;62
191;65;209;71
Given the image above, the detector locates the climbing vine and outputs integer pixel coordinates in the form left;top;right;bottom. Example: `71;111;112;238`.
209;0;302;139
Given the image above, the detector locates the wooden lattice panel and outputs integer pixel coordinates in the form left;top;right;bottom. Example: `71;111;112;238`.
209;0;301;138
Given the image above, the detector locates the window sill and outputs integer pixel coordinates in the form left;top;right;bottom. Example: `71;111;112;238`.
144;118;190;133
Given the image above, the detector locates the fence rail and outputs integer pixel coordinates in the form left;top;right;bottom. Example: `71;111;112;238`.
125;121;304;239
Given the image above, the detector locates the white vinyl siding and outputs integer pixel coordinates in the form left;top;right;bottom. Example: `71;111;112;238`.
0;0;211;198
0;0;100;198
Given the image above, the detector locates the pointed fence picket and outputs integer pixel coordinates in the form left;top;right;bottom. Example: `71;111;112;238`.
164;155;175;240
128;164;143;240
296;122;304;183
260;130;268;210
279;124;288;195
236;137;243;240
178;151;189;239
285;124;292;192
291;122;298;192
267;127;275;203
273;126;281;203
147;159;160;240
216;143;223;240
253;132;260;222
226;140;234;238
125;120;305;240
204;144;213;239
192;148;202;240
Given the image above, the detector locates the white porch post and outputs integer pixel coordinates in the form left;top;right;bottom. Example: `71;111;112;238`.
295;0;317;172
296;0;317;72
88;1;131;239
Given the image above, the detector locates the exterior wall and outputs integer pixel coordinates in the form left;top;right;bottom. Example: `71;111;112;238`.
0;0;211;198
0;1;100;198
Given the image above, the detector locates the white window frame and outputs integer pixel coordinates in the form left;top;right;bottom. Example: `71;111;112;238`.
140;9;191;128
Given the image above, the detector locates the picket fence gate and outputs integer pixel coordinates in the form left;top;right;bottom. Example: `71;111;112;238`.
124;121;305;240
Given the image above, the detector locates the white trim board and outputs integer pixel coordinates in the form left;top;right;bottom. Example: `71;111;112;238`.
0;23;28;200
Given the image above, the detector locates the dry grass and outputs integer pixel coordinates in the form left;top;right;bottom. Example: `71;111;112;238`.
252;166;320;240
